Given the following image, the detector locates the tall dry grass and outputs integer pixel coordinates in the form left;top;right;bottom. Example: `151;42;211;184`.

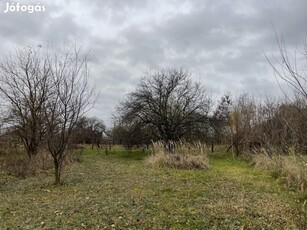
145;140;209;169
252;148;307;193
0;146;82;178
0;148;53;178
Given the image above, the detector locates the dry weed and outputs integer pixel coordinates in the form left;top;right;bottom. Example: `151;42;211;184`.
145;140;209;169
252;148;307;193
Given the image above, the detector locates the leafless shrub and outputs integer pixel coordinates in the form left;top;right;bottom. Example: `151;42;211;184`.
228;93;257;156
145;141;209;169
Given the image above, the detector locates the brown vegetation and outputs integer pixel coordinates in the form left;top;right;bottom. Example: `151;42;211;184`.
252;148;307;193
0;147;52;178
145;141;209;169
0;146;81;178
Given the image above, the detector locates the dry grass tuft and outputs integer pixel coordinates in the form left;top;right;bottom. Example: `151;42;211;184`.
252;148;307;193
0;146;82;178
0;148;53;178
145;140;209;169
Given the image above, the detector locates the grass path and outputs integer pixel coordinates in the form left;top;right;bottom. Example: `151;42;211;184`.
0;149;306;229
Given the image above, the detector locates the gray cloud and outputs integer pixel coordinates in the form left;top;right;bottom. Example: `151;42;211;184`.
0;0;306;126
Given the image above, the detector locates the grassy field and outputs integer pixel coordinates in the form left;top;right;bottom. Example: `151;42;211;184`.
0;147;306;229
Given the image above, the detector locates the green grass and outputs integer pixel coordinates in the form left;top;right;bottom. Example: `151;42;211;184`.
0;148;306;229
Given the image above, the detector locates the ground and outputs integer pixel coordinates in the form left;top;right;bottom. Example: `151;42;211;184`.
0;147;306;229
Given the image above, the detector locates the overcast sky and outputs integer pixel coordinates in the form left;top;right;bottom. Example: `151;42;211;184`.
1;0;307;127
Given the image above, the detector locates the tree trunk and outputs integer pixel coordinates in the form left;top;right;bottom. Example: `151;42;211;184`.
23;139;38;159
54;158;61;185
109;140;111;150
234;144;240;156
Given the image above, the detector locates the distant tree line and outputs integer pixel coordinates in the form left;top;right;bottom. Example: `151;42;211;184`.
113;63;307;156
73;116;106;148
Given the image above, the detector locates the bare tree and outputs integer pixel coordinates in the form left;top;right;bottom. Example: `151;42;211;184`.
0;47;51;158
43;48;94;184
118;68;211;145
0;45;95;184
267;32;307;153
74;116;106;148
267;33;307;101
87;117;106;149
228;93;256;156
210;94;232;152
73;116;106;148
73;116;90;144
111;121;152;150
